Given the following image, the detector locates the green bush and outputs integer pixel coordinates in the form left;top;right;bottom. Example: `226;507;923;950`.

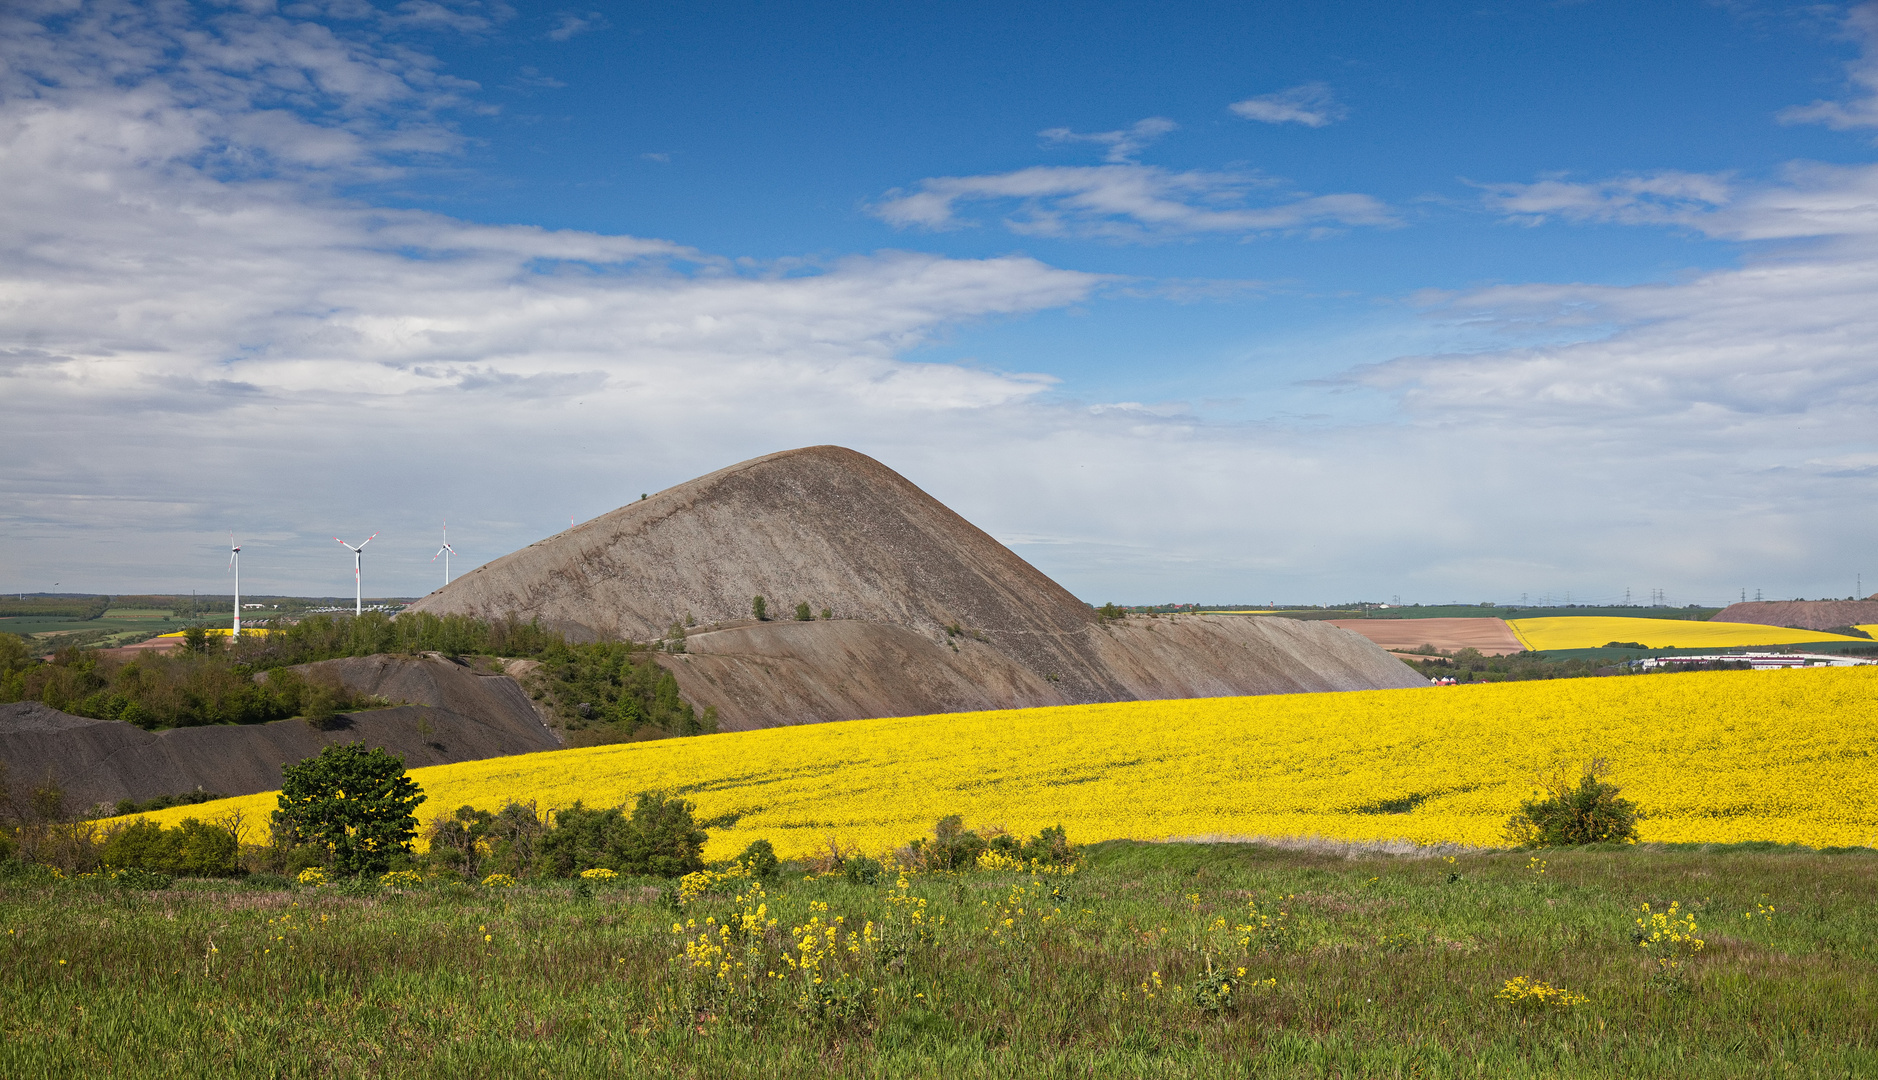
111;789;224;818
101;818;239;876
1505;764;1640;847
795;602;813;621
425;805;496;877
907;816;1078;870
111;867;173;890
737;838;780;883
751;596;767;621
541;792;707;878
843;854;884;885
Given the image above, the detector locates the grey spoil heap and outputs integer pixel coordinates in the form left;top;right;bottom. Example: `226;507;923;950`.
405;445;1425;730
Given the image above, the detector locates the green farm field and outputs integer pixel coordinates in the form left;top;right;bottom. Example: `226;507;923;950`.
2;842;1873;1078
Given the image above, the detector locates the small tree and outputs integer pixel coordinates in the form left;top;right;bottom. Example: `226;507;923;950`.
425;805;495;878
273;745;426;876
795;601;813;621
751;596;767;621
1505;761;1639;847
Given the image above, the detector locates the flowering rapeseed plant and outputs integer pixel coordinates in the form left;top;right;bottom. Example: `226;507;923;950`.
1496;977;1587;1009
119;666;1878;855
1636;901;1705;989
1507;616;1866;651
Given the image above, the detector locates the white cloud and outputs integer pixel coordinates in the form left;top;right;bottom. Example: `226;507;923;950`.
1038;117;1176;164
1779;3;1878;131
1478;171;1733;227
544;10;607;42
0;0;1102;594
1228;82;1347;127
2;0;1874;609
1481;162;1878;240
872;164;1395;240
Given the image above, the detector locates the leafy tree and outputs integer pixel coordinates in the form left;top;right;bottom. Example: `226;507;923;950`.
751;596;767;621
182;625;210;655
273;745;426;876
795;601;813;622
1505;762;1639;847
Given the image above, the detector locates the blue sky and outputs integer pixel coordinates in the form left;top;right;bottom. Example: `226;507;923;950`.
3;0;1877;606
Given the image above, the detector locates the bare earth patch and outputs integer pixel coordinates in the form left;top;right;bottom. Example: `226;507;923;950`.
1327;617;1525;656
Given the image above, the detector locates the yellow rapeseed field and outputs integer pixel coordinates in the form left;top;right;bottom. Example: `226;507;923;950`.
131;666;1878;858
1506;616;1864;651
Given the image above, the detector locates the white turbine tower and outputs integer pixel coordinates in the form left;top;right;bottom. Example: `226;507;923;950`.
228;534;242;639
431;521;456;587
335;533;378;616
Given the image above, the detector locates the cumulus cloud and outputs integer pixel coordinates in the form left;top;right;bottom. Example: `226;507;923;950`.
872;165;1395;241
1228;83;1347;127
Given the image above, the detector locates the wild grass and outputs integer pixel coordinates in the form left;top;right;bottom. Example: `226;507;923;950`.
3;842;1874;1077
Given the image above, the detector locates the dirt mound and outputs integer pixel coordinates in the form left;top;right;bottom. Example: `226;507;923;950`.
662;615;1422;730
1712;600;1878;632
0;654;558;813
408;446;1424;723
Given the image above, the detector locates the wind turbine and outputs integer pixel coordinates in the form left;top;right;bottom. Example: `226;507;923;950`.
431;521;456;586
335;533;377;616
228;534;241;639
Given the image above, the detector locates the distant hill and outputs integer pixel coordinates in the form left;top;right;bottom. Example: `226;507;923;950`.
1713;599;1878;632
406;446;1424;727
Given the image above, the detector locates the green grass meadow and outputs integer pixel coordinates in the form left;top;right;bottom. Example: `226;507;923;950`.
3;841;1874;1078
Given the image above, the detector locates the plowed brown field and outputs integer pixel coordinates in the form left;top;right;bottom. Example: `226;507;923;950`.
1327;617;1524;656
